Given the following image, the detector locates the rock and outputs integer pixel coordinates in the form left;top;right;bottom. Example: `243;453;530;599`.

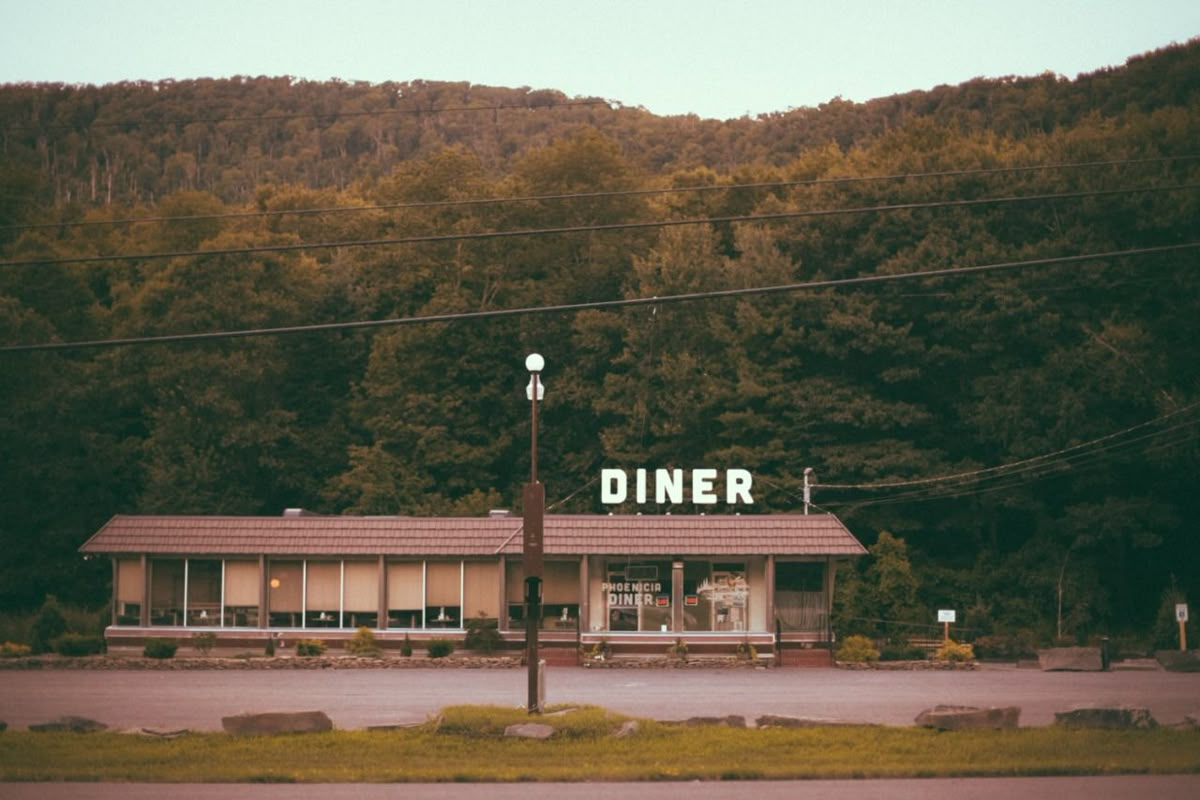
504;722;555;740
1155;650;1200;672
221;710;333;735
138;727;189;739
29;715;108;733
1054;706;1157;729
614;720;640;738
1183;712;1200;730
755;714;865;728
915;705;1020;730
0;720;6;732
1038;647;1104;671
683;715;746;728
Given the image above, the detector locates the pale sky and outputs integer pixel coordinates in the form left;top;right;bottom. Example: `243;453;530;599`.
1;0;1198;120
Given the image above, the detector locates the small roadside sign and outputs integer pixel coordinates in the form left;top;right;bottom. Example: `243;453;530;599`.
1176;603;1189;622
937;609;956;623
1177;604;1189;651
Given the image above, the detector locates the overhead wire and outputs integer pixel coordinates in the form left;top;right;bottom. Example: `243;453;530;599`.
3;154;1196;233
2;241;1196;353
3;182;1196;268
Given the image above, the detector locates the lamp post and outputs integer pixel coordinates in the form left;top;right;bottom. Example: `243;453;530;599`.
523;353;545;714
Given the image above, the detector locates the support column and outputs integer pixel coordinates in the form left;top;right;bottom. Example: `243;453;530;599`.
258;555;268;629
140;555;150;627
497;555;508;633
377;555;387;630
671;560;684;633
765;555;776;633
578;557;590;633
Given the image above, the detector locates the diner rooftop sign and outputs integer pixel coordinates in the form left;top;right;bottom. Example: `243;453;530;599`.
600;468;754;506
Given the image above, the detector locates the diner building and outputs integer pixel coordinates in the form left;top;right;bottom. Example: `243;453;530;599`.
80;510;866;666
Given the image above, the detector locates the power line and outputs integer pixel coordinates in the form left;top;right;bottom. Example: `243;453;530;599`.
1;99;613;133
819;401;1200;491
2;241;1195;353
4;183;1195;269
4;154;1196;233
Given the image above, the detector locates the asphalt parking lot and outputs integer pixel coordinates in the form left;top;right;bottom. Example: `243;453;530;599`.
2;663;1198;731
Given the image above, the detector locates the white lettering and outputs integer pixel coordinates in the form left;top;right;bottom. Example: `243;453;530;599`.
656;468;683;504
726;469;754;504
599;469;757;505
692;469;718;504
601;469;627;504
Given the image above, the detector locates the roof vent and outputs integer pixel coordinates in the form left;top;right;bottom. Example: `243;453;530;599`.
488;509;513;518
282;508;319;517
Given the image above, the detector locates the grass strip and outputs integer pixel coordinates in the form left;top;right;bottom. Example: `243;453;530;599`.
2;705;1198;783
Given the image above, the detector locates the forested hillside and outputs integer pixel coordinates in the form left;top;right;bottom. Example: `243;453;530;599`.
2;40;1198;650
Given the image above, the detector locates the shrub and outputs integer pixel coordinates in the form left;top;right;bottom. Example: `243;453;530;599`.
582;639;611;660
1;641;32;658
936;639;976;663
143;638;178;659
463;614;502;655
880;644;927;661
191;632;217;655
426;638;454;659
835;634;880;663
264;636;276;657
53;633;105;656
346;626;383;657
971;631;1038;660
736;640;758;660
668;638;688;660
401;633;413;658
295;639;327;657
30;596;67;654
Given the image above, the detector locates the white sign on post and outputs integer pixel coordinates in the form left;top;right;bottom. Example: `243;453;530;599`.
1177;604;1189;623
937;609;956;623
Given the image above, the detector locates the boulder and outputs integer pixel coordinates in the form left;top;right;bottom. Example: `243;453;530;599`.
755;714;865;728
221;710;333;735
614;720;640;738
915;705;1020;731
1038;647;1104;671
29;715;108;733
1183;712;1200;730
0;720;6;732
1155;650;1200;672
504;722;555;740
684;715;746;728
1054;706;1157;729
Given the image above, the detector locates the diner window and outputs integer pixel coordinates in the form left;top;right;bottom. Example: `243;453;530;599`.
682;561;713;632
708;563;748;631
604;561;672;632
224;560;260;627
187;559;222;626
425;561;461;628
387;562;424;629
343;561;379;629
268;561;303;627
115;558;143;625
775;561;826;632
149;559;184;626
306;561;341;627
462;561;499;626
541;561;580;630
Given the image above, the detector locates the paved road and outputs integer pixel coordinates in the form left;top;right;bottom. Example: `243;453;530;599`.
5;777;1200;800
1;663;1198;731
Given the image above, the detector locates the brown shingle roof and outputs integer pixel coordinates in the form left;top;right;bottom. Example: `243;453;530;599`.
80;514;866;557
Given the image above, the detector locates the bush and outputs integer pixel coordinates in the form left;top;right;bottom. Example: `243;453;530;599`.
346;626;383;657
463;614;502;655
426;638;454;659
401;633;413;658
1;641;31;658
264;636;276;657
191;632;217;655
835;634;880;663
880;644;927;661
972;631;1039;660
295;639;327;657
668;638;688;660
53;633;105;656
735;640;758;660
935;639;976;663
30;596;67;654
143;638;177;659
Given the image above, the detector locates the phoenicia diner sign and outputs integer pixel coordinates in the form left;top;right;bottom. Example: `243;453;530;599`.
601;468;754;506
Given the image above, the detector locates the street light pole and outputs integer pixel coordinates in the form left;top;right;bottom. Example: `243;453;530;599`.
523;353;545;714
